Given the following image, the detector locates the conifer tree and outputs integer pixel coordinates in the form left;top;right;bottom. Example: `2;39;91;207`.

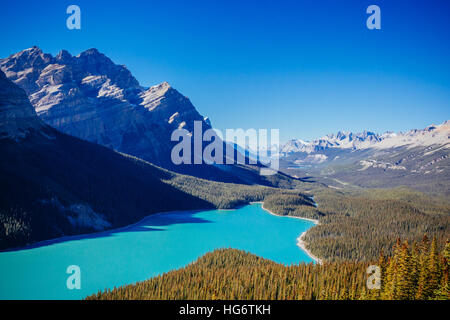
416;235;430;299
396;241;413;299
428;237;442;297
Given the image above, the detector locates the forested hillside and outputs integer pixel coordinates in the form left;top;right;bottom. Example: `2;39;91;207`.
88;238;449;300
264;187;450;261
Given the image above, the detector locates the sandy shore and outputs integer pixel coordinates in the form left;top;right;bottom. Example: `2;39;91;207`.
296;231;323;265
256;202;323;265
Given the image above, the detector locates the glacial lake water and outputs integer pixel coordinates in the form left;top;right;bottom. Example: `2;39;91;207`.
0;203;316;300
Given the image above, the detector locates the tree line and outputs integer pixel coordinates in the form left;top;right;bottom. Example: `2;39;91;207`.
87;237;449;300
265;187;450;262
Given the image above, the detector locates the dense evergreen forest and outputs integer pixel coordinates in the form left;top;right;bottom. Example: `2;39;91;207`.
88;237;449;300
163;171;276;209
264;187;450;261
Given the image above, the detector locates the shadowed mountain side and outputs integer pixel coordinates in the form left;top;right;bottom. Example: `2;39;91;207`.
0;70;288;250
0;125;215;250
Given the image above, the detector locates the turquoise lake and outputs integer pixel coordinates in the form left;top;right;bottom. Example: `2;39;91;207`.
0;203;316;300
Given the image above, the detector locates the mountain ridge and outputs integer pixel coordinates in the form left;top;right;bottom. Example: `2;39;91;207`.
281;120;450;155
279;121;450;195
0;46;208;165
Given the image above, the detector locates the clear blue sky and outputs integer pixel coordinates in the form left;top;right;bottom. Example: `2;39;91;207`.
1;0;449;142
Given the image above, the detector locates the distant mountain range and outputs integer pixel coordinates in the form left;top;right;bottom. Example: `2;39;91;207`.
0;47;286;186
281;121;450;155
279;122;450;195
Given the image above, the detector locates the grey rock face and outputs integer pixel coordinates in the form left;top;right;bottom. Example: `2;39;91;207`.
0;47;210;167
0;70;43;139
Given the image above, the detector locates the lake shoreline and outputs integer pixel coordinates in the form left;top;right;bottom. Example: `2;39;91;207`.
1;208;204;253
3;202;246;252
3;201;323;266
254;202;323;265
296;232;323;265
1;202;323;299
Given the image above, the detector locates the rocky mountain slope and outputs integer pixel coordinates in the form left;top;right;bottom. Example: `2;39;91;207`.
0;47;286;185
0;47;206;166
279;122;450;195
0;64;44;139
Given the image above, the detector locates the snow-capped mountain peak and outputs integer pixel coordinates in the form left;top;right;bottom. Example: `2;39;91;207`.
281;121;450;155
